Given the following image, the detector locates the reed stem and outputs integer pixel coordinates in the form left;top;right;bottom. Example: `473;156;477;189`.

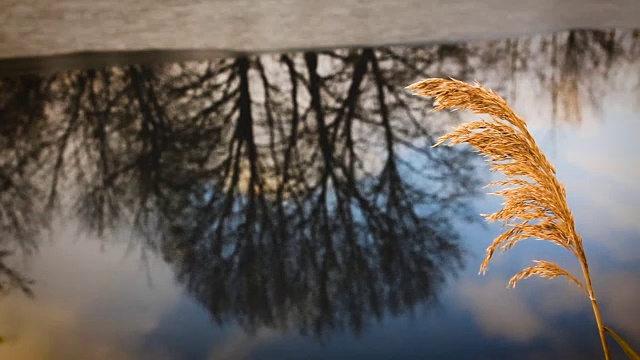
580;260;611;360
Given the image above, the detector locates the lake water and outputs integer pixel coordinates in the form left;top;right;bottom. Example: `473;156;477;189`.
0;29;639;359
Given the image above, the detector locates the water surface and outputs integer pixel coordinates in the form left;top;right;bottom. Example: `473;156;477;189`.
0;29;639;359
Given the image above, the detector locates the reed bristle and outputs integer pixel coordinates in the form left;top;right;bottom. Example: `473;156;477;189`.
407;78;584;284
508;260;585;292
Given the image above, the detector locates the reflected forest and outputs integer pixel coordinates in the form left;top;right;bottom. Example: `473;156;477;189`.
0;29;638;338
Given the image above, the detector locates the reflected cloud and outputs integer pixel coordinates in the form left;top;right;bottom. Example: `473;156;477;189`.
0;232;182;360
535;280;587;318
597;272;640;340
456;279;545;343
560;111;640;262
455;269;640;354
208;329;280;360
565;111;640;195
0;300;137;360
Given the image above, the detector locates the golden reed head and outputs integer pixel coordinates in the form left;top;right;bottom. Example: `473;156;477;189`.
406;78;585;290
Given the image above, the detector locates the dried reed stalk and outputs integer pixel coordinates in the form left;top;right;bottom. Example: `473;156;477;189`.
406;78;611;359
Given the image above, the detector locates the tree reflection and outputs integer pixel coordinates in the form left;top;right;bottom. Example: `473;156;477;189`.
4;48;483;335
0;75;54;297
152;49;482;337
477;29;638;125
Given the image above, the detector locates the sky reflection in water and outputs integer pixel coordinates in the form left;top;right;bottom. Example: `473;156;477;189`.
0;29;639;359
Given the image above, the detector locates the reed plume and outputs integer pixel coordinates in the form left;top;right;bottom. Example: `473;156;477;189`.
406;78;620;359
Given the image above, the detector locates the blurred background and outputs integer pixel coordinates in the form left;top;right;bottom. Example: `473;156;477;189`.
1;1;639;359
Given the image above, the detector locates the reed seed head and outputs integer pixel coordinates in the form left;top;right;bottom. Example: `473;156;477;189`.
407;78;586;292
